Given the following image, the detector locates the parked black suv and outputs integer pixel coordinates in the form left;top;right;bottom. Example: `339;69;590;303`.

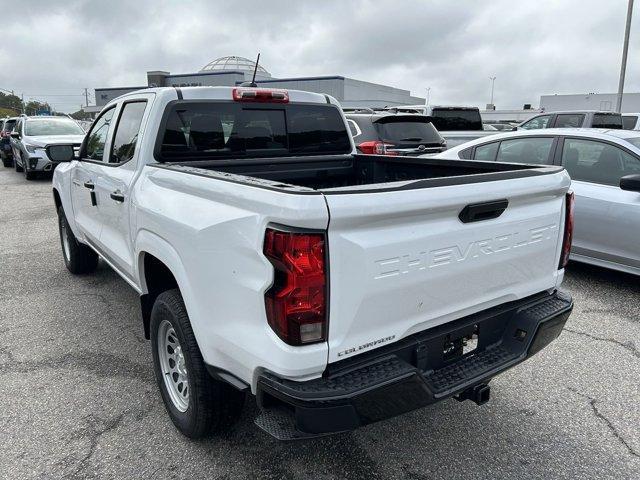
1;117;17;167
344;108;446;156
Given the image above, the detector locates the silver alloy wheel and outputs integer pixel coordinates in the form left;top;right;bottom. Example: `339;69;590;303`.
157;320;189;412
60;217;71;262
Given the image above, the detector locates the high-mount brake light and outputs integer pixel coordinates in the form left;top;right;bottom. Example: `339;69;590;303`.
356;141;398;156
263;228;327;346
232;88;289;103
559;191;575;269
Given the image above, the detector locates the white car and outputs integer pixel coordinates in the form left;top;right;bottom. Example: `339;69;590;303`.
430;128;640;275
10;116;85;179
50;86;573;440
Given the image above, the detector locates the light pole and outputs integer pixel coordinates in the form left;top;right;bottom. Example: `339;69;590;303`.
425;87;431;107
489;76;496;107
616;0;634;113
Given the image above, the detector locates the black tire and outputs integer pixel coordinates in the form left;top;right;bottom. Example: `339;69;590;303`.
15;155;23;172
2;158;12;168
57;206;99;274
150;289;245;439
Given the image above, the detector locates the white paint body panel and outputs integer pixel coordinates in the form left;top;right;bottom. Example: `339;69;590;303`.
53;86;570;393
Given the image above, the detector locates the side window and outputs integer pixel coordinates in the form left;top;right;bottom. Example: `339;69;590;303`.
459;147;473;159
347;119;361;138
562;138;640;186
520;115;552;130
109;101;147;164
622;116;638;130
555;114;585;128
495;137;554;164
473;142;499;161
84;107;116;161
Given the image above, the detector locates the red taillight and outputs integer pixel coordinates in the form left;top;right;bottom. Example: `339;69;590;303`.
356;141;398;156
263;228;327;345
559;191;575;269
232;88;289;103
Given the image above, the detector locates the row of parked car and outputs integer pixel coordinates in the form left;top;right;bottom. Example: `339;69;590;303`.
2;104;638;279
0;114;85;179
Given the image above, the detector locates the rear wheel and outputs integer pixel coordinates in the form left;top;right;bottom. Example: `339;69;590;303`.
151;289;245;438
57;206;98;274
2;158;11;168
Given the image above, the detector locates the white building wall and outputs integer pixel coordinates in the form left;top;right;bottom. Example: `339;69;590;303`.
540;93;640;113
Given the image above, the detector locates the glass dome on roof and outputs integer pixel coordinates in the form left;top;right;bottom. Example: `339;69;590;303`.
199;56;271;77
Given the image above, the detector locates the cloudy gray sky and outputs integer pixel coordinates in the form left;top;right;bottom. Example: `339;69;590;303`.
1;0;638;112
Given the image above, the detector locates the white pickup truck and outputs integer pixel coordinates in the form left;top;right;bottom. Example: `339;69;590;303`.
50;86;574;440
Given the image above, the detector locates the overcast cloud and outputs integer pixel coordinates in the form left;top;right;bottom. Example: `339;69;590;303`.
0;0;637;112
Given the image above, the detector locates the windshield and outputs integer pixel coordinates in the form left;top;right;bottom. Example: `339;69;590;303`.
376;118;442;145
25;118;84;136
3;120;16;132
592;113;623;129
430;108;483;131
159;102;351;161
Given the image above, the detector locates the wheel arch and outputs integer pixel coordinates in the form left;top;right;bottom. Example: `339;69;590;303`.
136;230;194;340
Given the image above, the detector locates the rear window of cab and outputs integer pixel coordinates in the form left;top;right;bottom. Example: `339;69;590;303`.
157;102;351;161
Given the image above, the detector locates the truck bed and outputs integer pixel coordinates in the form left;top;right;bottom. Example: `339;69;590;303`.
156;154;562;193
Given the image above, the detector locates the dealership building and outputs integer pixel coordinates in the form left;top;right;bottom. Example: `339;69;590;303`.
91;55;424;112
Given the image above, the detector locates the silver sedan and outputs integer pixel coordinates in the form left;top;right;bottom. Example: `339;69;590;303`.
429;128;640;275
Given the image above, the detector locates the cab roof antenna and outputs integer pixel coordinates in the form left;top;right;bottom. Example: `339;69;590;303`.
249;53;260;87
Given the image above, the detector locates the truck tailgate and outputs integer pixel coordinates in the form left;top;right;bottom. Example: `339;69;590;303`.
324;171;569;363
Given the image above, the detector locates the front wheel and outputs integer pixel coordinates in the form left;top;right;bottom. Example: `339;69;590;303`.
151;289;245;438
57;207;98;274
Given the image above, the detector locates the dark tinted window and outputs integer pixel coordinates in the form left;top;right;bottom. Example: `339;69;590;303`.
562;138;640;186
430;108;483;131
110;102;147;164
622;116;638;130
555;114;585;128
474;142;499;161
592;113;623;129
3;119;16;132
376;118;441;144
495;137;554;164
520;115;551;130
85;107;116;161
159;102;350;160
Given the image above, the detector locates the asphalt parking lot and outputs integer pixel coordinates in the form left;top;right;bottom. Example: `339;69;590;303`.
0;167;638;480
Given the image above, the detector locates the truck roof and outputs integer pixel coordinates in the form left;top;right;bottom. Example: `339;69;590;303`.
113;86;335;106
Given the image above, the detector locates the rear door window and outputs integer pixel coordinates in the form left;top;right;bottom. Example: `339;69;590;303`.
520;115;552;130
495;137;554;164
592;113;623;129
622;116;638;130
554;114;585;128
473;142;499;161
110;101;147;164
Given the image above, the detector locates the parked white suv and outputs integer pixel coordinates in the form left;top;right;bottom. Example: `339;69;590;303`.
51;86;574;440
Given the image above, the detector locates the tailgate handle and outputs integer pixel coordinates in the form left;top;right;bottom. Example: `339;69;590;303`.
459;199;508;223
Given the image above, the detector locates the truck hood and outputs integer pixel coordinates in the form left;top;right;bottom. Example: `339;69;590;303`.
24;135;85;147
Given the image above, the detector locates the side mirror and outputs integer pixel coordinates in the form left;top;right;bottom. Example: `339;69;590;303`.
511;126;518;131
46;144;77;163
10;131;20;138
620;174;640;192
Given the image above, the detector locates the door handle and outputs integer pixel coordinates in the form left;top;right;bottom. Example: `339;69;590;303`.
110;190;125;203
83;181;95;190
459;199;509;223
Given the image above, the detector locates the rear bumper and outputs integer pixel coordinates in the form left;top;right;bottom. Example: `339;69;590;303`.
256;289;572;440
